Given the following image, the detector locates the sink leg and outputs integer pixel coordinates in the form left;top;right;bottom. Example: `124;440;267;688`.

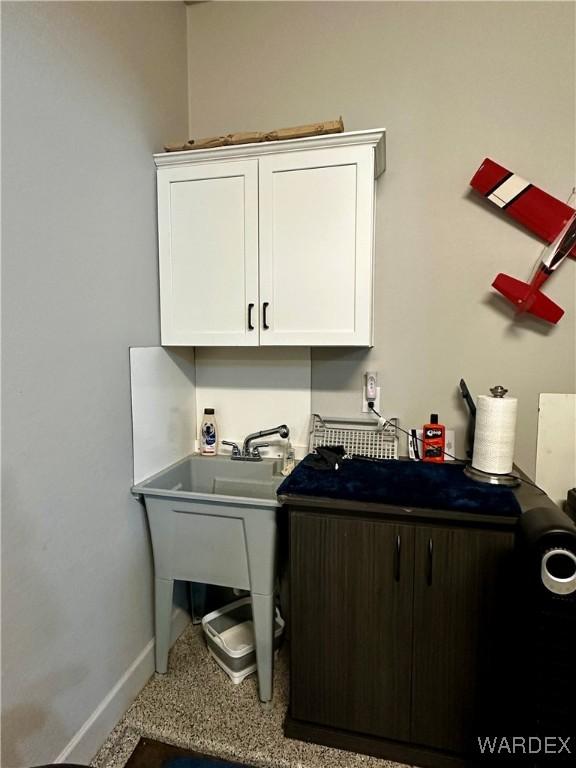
154;577;174;673
251;592;274;703
244;513;277;702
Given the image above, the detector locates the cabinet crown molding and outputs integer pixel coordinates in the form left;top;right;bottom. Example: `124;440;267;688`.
155;129;386;178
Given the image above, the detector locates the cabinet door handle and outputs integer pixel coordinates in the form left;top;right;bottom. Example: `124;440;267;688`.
427;538;433;586
262;302;270;330
247;303;254;331
394;534;401;582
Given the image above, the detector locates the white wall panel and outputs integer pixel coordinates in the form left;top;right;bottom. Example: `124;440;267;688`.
130;347;196;484
536;394;576;506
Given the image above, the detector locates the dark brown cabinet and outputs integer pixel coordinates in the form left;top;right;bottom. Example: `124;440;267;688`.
410;526;514;753
287;503;516;768
290;513;415;741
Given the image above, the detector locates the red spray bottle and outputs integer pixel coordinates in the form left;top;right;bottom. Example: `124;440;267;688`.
422;414;445;463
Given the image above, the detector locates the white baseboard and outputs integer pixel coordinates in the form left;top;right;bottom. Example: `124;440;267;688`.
55;607;191;765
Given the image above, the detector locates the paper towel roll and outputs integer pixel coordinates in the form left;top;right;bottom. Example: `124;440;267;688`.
472;395;517;474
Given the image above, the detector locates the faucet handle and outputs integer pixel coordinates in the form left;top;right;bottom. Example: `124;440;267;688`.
250;442;269;458
222;440;241;457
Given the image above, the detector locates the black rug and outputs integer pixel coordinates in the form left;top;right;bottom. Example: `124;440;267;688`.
277;456;521;516
124;738;255;768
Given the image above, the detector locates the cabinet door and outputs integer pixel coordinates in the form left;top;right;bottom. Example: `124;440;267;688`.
411;526;514;753
157;160;259;346
290;511;414;741
258;147;375;346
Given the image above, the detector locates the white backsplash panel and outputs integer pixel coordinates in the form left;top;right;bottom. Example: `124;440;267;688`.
536;393;576;506
130;347;196;484
195;347;312;458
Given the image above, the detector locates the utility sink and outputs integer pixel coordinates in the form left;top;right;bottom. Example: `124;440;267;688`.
133;454;284;504
132;453;284;703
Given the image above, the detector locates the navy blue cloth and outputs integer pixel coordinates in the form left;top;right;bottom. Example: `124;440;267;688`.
163;758;251;768
277;457;521;516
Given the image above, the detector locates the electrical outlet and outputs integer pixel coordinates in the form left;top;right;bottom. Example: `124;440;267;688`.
362;386;381;413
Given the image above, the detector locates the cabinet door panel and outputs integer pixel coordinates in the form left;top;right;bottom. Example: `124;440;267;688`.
259;147;374;346
158;160;259;345
411;526;514;753
290;512;414;741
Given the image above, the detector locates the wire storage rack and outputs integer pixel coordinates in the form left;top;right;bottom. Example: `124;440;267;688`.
309;414;399;460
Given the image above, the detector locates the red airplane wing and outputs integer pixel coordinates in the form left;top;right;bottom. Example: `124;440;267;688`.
492;273;564;324
527;289;565;324
470;158;575;247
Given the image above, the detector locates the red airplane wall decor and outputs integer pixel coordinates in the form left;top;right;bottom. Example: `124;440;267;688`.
470;158;576;324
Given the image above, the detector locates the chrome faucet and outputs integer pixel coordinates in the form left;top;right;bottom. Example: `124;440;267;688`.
223;424;290;462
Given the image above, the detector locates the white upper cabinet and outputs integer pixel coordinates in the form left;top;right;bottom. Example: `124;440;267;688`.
157;159;259;346
155;129;385;347
258;146;375;346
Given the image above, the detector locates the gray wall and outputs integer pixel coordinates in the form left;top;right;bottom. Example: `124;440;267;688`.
1;3;188;765
187;1;576;474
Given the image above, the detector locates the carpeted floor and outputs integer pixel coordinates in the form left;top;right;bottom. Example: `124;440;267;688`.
91;623;410;768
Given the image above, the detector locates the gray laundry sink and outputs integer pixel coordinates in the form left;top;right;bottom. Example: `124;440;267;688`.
133;454;284;504
132;454;284;703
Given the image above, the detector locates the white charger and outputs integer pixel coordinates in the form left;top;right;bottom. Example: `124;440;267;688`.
362;371;380;413
365;371;378;401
